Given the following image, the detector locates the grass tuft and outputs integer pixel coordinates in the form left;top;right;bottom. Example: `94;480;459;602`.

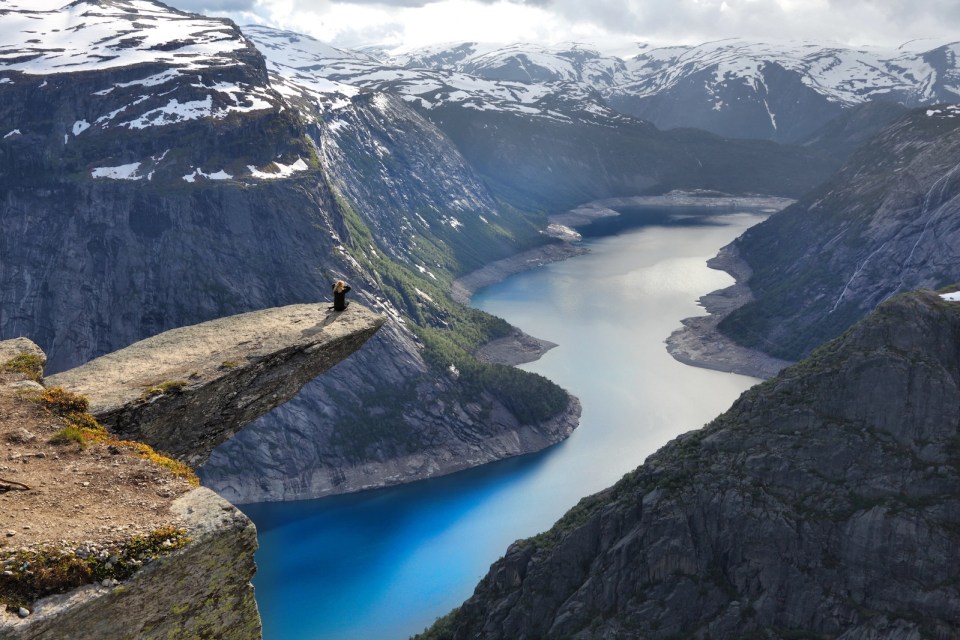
141;380;188;401
3;353;45;382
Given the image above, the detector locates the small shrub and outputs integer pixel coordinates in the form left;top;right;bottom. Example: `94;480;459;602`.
3;353;44;382
49;426;86;447
37;387;89;415
117;441;199;487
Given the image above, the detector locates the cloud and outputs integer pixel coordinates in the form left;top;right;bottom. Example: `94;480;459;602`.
162;0;960;50
170;0;260;11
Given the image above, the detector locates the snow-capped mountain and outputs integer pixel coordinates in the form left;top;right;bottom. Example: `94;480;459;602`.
242;26;832;215
392;41;626;87
610;38;960;141
389;38;960;143
243;27;622;124
0;0;281;132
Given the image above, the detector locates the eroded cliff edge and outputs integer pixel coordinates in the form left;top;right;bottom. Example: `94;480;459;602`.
1;303;383;638
422;290;960;639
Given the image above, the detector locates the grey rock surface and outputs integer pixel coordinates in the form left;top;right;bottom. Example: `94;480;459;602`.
0;488;261;640
429;290;960;639
719;106;960;361
0;339;45;371
47;303;384;467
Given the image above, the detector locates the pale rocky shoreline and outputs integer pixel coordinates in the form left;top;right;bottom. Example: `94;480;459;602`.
665;244;794;380
461;191;795;377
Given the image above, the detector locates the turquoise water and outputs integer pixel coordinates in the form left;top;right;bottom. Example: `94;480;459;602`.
240;209;765;640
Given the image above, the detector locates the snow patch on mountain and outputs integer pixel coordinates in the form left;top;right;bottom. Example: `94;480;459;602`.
183;167;233;182
927;105;960;118
0;0;250;75
247;158;309;179
91;162;143;180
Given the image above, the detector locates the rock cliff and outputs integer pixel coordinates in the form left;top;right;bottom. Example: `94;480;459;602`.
47;303;384;467
0;302;382;638
0;0;580;504
2;489;260;640
718;105;960;361
422;290;960;639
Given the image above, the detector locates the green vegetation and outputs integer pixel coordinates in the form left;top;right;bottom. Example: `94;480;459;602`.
411;609;459;640
0;526;190;611
48;425;86;446
219;360;240;370
35;386;89;415
141;379;188;400
333;191;570;432
34;387;199;486
3;353;44;382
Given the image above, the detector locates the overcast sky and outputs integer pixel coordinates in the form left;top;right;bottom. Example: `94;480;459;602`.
166;0;960;53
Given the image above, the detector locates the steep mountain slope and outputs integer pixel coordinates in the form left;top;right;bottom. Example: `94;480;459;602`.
718;105;960;361
0;0;576;503
420;290;960;639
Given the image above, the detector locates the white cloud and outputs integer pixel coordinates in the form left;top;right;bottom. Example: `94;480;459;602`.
165;0;960;50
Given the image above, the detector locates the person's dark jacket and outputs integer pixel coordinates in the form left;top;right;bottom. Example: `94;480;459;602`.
333;284;351;311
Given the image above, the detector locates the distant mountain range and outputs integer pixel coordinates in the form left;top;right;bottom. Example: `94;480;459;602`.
376;37;960;143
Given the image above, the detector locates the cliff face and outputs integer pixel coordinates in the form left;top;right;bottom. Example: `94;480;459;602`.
1;489;260;640
1;303;385;638
198;89;583;503
428;290;960;639
719;106;960;361
0;0;582;504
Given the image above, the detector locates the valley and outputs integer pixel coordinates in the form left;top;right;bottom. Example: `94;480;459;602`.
1;1;960;637
242;204;764;640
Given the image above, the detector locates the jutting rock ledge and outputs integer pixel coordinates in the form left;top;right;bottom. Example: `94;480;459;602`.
1;302;383;639
48;302;385;468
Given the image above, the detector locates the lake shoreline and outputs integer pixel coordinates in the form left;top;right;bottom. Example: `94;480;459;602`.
459;191;795;376
664;243;795;380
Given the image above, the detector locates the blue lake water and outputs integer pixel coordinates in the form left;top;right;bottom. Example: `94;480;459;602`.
240;208;766;640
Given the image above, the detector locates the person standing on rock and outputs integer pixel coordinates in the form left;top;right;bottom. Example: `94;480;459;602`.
332;280;351;311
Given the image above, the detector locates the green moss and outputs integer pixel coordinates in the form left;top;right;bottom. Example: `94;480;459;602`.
0;526;190;610
141;379;188;400
219;360;240;370
3;353;44;382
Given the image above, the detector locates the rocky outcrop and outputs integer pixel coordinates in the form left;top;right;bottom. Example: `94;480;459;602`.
1;489;260;640
1;301;384;638
425;290;960;639
719;105;960;361
46;303;383;467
